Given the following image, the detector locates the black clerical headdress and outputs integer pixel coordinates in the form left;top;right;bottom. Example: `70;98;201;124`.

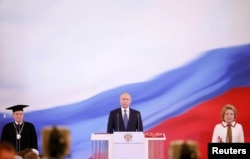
6;105;29;112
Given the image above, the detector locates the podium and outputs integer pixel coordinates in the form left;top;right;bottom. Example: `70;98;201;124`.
113;132;144;159
91;132;166;159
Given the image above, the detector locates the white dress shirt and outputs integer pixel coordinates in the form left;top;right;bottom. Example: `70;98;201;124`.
212;121;244;143
15;121;23;125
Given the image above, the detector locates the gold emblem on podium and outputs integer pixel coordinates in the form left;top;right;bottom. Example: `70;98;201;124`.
124;133;133;142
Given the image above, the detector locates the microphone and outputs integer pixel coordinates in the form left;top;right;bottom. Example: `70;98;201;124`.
117;113;119;132
137;113;140;132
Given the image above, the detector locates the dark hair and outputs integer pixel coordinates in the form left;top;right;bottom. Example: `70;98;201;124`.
179;142;198;159
0;142;16;153
24;151;39;159
18;148;33;158
48;126;67;158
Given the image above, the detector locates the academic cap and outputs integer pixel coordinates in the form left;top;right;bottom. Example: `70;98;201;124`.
6;105;29;112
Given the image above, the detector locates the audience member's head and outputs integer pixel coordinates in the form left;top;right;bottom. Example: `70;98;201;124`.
169;140;199;159
17;149;31;158
23;151;39;159
179;142;198;159
0;142;16;159
17;148;39;159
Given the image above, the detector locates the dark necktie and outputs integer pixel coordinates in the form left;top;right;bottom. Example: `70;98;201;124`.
226;124;232;143
124;110;128;129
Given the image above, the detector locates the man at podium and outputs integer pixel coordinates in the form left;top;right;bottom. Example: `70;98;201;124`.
107;92;143;133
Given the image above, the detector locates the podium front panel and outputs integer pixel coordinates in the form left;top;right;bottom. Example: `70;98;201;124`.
113;132;144;143
113;132;144;159
113;142;144;159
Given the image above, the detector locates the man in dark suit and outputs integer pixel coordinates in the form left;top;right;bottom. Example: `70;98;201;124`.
107;92;143;133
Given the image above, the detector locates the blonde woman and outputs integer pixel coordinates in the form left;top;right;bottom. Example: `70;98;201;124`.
212;104;244;143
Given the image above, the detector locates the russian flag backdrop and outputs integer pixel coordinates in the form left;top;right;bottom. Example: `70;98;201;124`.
1;1;250;159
